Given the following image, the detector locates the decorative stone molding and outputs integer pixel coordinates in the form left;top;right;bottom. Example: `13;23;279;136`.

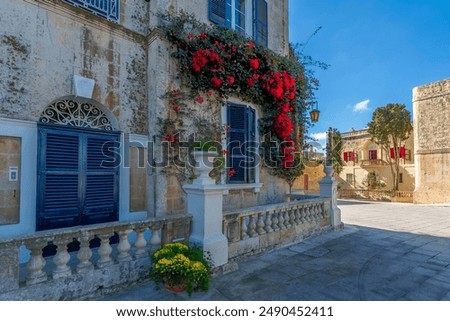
39;96;119;131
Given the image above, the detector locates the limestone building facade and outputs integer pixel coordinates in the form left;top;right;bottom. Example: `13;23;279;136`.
413;78;450;204
0;0;290;239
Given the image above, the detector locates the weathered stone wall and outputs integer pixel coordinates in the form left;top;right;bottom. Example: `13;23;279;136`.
413;78;450;204
268;0;289;56
0;0;148;134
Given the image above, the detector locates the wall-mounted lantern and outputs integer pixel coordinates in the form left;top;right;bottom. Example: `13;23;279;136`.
310;102;320;123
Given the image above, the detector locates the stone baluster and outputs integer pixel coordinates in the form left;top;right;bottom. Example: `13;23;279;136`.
53;238;72;279
284;209;292;228
289;206;295;226
264;211;273;233
317;204;323;220
271;209;279;231
134;227;148;258
150;226;161;252
97;234;113;268
247;214;257;237
294;205;301;225
299;205;306;224
240;216;249;240
311;204;317;222
305;205;312;223
25;240;48;285
278;209;285;230
117;229;132;262
311;204;316;222
77;233;93;273
256;212;266;235
320;203;326;219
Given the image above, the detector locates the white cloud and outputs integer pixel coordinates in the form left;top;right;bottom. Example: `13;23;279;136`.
308;132;327;152
353;99;370;112
311;132;327;140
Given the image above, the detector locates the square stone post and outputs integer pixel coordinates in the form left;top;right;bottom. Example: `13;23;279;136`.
183;183;228;268
319;166;343;230
183;151;228;268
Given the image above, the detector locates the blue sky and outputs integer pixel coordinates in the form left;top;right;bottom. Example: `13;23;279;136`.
289;0;450;145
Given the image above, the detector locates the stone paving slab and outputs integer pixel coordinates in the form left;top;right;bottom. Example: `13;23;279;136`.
100;200;450;301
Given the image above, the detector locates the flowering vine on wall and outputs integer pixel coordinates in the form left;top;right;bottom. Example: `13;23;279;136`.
159;12;318;187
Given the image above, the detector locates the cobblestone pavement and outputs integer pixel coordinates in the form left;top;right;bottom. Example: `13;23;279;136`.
101;200;450;301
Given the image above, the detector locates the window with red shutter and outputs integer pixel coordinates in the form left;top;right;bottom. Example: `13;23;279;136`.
343;152;348;162
400;146;406;158
390;147;395;159
349;151;355;161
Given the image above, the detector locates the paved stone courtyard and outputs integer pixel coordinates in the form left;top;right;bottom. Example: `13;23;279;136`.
102;200;450;301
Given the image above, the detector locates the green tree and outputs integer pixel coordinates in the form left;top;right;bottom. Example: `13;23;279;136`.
326;127;343;175
367;103;412;191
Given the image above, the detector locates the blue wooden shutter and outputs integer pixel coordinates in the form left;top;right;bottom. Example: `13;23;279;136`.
37;124;120;231
227;104;256;183
247;107;256;183
37;128;81;230
83;134;119;225
209;0;230;27
228;104;247;183
253;0;268;47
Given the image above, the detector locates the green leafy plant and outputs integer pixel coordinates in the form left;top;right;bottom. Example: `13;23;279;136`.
326;127;343;174
150;243;211;296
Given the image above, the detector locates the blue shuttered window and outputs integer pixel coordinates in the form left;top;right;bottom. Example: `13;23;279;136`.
209;0;268;47
209;0;231;27
253;0;268;47
37;124;120;231
227;103;256;184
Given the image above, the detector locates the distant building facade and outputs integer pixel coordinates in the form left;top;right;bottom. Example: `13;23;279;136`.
338;128;415;195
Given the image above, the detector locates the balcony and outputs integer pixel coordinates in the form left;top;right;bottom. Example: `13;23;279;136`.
360;159;386;167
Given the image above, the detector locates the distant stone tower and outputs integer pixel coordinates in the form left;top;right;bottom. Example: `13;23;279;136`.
413;78;450;204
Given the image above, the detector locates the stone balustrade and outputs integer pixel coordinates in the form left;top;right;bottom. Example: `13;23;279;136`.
339;189;413;202
223;198;332;259
0;214;191;300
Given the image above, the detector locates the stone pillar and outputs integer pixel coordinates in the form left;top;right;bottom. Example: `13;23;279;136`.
183;152;228;267
319;166;343;230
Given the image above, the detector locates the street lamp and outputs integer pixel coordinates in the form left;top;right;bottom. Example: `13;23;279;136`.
310;102;320;123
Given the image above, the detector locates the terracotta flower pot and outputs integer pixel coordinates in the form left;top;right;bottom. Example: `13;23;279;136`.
164;279;187;293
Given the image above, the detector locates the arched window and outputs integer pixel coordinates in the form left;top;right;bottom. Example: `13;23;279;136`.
37;96;120;231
